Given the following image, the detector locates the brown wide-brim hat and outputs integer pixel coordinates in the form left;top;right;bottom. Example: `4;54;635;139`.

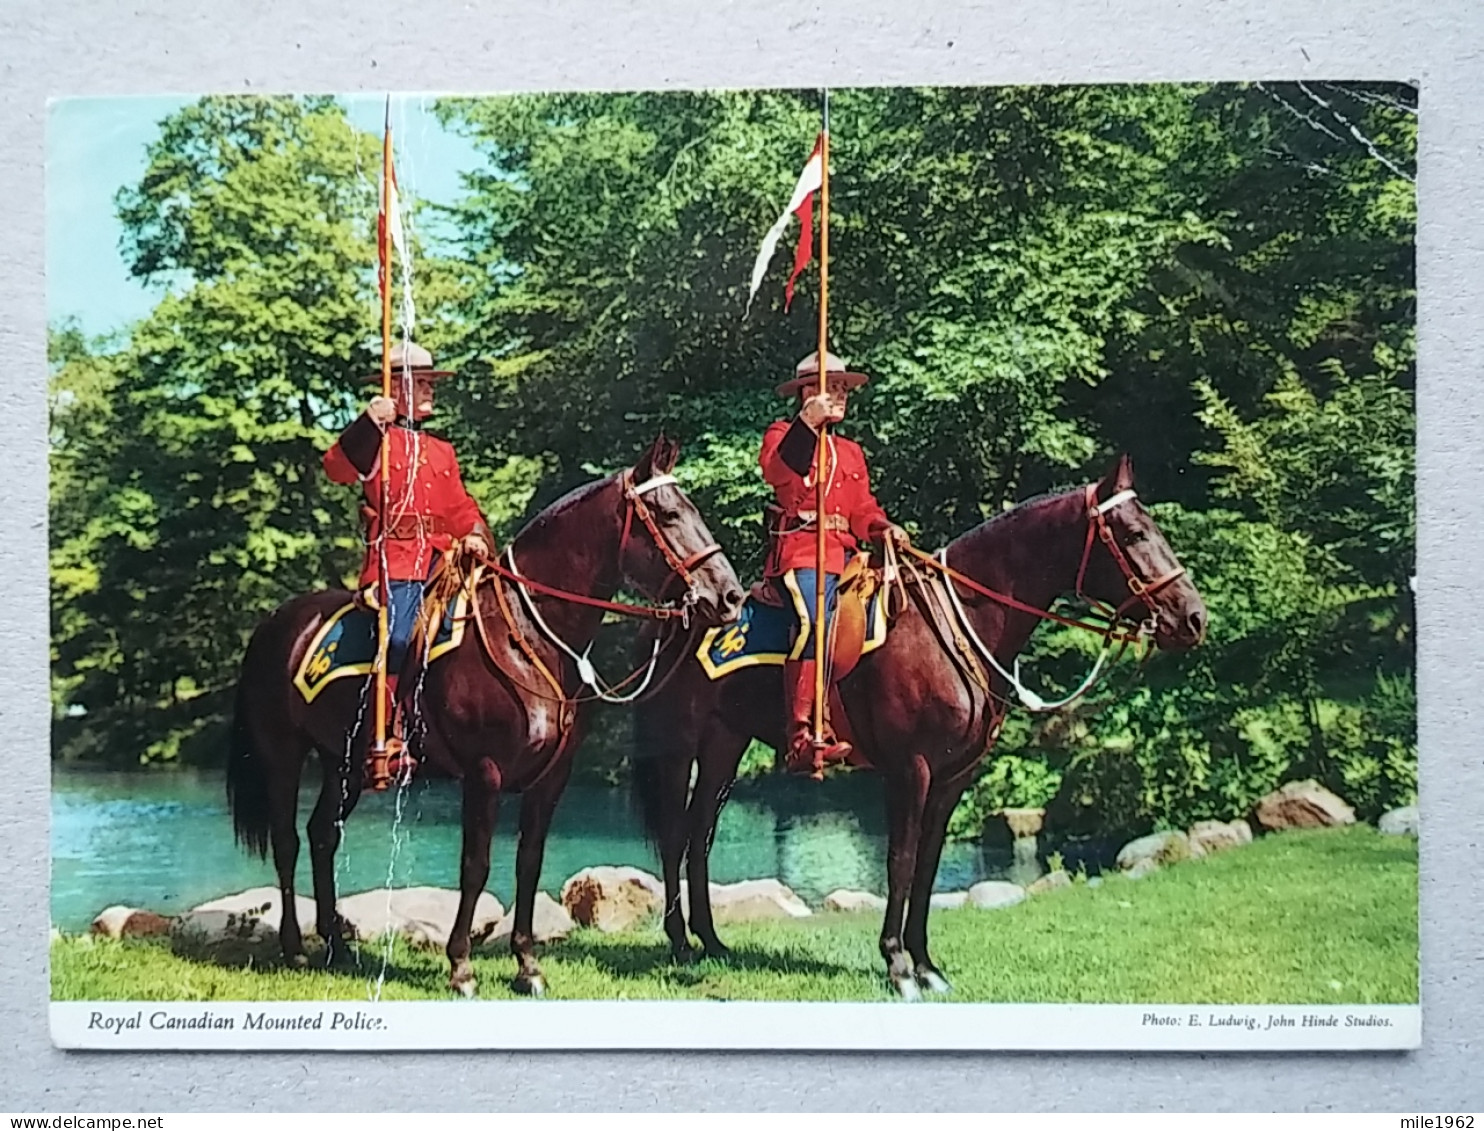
361;341;455;385
775;350;870;397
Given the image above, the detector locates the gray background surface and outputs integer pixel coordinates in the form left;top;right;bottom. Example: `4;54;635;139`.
2;0;1479;1112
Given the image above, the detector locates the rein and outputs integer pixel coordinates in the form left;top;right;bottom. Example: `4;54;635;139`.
465;468;716;709
901;486;1178;712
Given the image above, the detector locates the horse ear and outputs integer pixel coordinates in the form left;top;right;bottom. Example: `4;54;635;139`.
635;432;679;481
1099;452;1136;499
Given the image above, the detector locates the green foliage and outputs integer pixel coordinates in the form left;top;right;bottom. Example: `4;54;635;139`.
50;83;1415;834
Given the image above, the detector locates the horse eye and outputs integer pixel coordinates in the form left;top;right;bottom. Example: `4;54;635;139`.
1126;530;1147;545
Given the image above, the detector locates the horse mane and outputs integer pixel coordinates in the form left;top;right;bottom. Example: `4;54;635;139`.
509;473;618;547
946;482;1083;556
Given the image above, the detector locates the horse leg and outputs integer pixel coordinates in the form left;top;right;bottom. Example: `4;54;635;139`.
904;773;973;995
308;750;362;968
509;758;574;997
446;758;501;998
267;751;308;967
879;753;931;1001
685;722;749;959
642;747;699;963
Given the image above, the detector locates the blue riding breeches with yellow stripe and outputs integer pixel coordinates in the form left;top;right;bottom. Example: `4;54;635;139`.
780;568;840;661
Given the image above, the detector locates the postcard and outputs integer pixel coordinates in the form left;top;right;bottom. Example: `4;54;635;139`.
47;82;1418;1050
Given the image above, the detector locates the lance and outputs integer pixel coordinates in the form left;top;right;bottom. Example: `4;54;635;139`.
372;97;394;773
812;89;830;748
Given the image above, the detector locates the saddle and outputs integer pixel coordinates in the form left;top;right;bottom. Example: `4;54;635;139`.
745;548;882;678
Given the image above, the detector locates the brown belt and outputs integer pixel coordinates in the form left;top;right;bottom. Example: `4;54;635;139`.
786;512;851;534
375;513;454;541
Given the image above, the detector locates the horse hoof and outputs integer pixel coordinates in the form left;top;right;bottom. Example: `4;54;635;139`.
892;974;922;1002
323;943;357;970
451;978;477;999
702;942;731;961
512;973;546;998
671;945;700;967
916;969;952;995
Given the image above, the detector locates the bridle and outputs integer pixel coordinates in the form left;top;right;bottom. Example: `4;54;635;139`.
1073;485;1187;631
472;467;725;715
901;484;1188;714
616;470;725;621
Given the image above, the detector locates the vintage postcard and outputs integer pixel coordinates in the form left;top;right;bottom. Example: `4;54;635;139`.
47;83;1417;1050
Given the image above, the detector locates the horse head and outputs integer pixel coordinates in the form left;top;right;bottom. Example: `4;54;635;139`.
1077;454;1207;651
618;432;744;626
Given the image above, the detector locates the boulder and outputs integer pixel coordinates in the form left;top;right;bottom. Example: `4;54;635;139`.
966;881;1027;910
486;892;574;945
560;866;664;932
708;879;812;924
929;891;967;910
90;906;172;940
1125;858;1161;880
338;887;504;950
1116;830;1193;871
1187;819;1253;856
1378;805;1419;837
1254;780;1356;832
170;909;283;965
192;887;317;933
823;889;887;913
1027;870;1073;896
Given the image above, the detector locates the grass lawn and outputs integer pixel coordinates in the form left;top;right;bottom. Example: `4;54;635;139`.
52;826;1417;1004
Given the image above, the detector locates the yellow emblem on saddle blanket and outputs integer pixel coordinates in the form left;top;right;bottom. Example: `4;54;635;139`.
696;569;889;680
291;589;472;703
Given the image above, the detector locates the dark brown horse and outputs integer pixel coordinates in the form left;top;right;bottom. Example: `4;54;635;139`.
227;434;744;996
634;455;1207;998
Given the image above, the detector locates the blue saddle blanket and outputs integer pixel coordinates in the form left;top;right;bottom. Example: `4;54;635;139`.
695;585;888;680
292;591;470;703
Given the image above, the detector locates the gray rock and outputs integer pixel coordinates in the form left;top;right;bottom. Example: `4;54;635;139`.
966;881;1027;910
91;906;172;939
709;879;812;923
1188;819;1253;856
823;889;887;913
192;886;317;933
1378;805;1419;837
1027;870;1073;896
170;909;283;965
1116;830;1193;871
1125;858;1161;880
929;891;968;910
486;892;575;945
560;866;664;932
1254;779;1356;832
338;887;504;950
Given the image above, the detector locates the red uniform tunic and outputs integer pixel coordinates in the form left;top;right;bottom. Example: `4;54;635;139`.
759;417;890;577
323;418;486;588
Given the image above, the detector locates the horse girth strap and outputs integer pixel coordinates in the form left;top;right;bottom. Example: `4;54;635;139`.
481;567;576;731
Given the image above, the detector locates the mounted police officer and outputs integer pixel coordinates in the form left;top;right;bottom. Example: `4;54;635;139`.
760;350;910;778
322;341;494;784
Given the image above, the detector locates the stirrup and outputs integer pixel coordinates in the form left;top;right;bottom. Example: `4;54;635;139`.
367;737;411;792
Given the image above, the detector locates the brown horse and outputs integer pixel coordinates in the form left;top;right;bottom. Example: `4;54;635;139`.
633;455;1207;999
227;434;744;996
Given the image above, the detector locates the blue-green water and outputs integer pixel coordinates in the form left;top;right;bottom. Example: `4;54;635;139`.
51;767;1032;931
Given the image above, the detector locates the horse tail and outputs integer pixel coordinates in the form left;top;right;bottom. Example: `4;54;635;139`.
225;671;271;860
630;700;673;849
